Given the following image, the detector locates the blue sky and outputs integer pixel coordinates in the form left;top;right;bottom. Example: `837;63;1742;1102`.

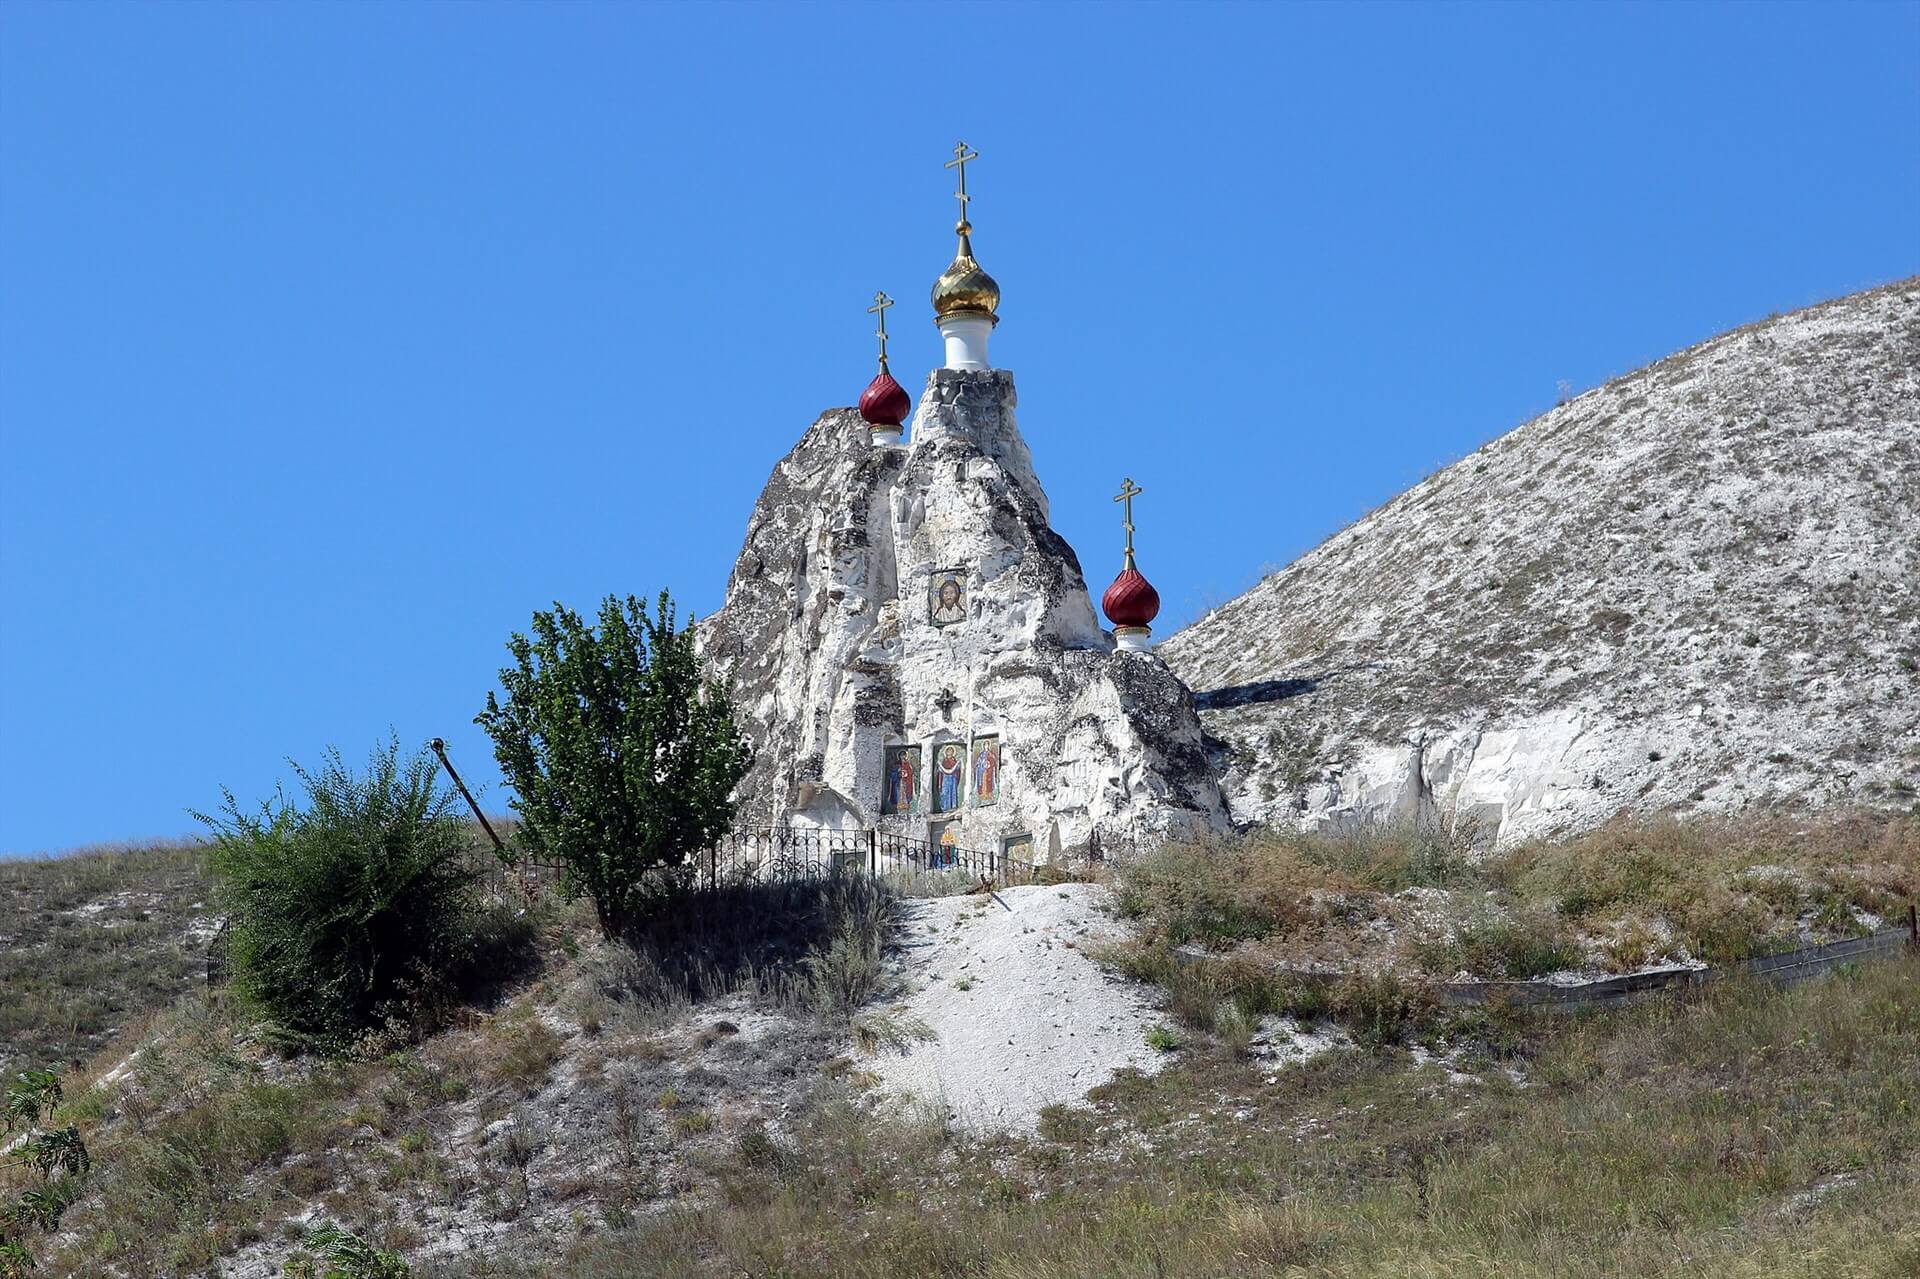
3;1;1916;855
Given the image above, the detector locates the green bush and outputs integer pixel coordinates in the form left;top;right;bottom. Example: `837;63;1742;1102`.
284;1223;410;1278
197;738;482;1048
476;591;752;938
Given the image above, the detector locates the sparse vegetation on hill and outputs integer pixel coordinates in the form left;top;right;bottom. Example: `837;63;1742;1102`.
0;840;211;1075
1111;811;1916;1006
438;956;1918;1277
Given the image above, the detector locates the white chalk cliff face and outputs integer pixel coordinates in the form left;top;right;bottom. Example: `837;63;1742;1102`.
700;368;1227;859
1162;279;1920;843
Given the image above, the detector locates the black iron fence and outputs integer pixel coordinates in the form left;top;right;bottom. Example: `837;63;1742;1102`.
699;825;1036;890
465;824;1037;906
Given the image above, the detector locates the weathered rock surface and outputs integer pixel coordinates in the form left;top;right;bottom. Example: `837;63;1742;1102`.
1162;279;1920;842
701;369;1226;858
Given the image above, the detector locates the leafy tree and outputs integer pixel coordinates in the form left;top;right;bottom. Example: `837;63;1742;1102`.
477;592;752;938
1;1069;90;1276
196;738;481;1048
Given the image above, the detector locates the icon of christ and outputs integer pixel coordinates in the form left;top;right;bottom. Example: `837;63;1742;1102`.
929;571;967;628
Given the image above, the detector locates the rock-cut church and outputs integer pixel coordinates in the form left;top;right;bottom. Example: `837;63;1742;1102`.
698;146;1227;863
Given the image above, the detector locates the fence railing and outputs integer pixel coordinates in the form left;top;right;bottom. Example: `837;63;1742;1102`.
466;824;1036;906
699;826;1035;891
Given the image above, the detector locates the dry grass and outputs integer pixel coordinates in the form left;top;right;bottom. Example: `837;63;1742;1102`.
412;955;1920;1278
1113;810;1917;979
0;840;212;1073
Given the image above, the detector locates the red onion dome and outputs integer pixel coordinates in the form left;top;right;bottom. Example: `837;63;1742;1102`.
859;370;910;427
1102;565;1161;630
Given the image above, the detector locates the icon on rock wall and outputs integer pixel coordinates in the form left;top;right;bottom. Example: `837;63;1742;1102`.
1002;832;1033;863
928;570;967;628
928;820;959;869
932;742;964;812
970;735;1000;806
882;745;921;815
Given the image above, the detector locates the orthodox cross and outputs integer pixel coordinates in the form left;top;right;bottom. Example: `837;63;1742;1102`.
867;290;894;372
1114;477;1143;570
945;141;979;230
935;687;960;718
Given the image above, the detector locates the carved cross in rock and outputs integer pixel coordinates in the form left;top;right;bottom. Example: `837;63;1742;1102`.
867;290;894;371
935;687;960;719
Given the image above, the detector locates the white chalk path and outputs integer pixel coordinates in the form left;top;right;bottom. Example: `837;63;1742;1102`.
863;882;1167;1133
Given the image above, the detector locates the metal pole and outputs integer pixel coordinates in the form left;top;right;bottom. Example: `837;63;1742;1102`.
430;737;507;857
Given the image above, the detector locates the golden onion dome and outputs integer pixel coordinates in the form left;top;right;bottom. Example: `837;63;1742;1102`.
932;225;1000;322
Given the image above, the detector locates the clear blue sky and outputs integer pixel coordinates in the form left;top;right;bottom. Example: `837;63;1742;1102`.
3;2;1916;855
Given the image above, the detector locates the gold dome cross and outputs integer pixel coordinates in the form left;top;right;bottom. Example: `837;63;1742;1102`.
945;142;979;232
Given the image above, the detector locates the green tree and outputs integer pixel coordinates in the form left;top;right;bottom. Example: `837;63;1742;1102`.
196;738;481;1047
476;591;752;938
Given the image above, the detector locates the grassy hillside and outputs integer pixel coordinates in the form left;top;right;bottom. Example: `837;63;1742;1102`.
5;822;1915;1277
484;956;1920;1279
0;841;214;1074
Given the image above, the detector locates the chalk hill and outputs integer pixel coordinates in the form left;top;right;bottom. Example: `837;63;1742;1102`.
1162;280;1920;841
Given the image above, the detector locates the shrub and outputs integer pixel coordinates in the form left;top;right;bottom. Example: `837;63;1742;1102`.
197;738;482;1048
1329;967;1435;1048
283;1223;410;1278
476;592;752;938
0;1069;90;1275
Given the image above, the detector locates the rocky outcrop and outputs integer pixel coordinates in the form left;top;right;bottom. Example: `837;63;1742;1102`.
1163;280;1920;843
700;369;1226;859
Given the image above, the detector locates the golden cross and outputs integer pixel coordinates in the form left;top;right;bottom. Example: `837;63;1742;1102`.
944;141;979;229
867;290;894;370
1114;478;1143;567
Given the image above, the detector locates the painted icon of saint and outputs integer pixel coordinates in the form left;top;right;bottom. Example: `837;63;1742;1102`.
972;737;998;806
936;823;958;869
884;746;918;814
935;742;963;812
929;573;966;627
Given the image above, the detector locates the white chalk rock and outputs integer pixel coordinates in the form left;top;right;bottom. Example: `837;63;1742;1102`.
701;369;1227;859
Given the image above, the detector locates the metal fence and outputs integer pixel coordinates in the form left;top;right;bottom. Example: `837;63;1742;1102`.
466;824;1037;905
699;825;1036;890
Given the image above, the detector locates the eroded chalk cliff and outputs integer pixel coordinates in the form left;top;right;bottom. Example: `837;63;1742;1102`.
1162;280;1920;842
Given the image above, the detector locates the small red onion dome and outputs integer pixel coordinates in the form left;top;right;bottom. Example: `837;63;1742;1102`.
859;370;910;427
1102;565;1161;630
